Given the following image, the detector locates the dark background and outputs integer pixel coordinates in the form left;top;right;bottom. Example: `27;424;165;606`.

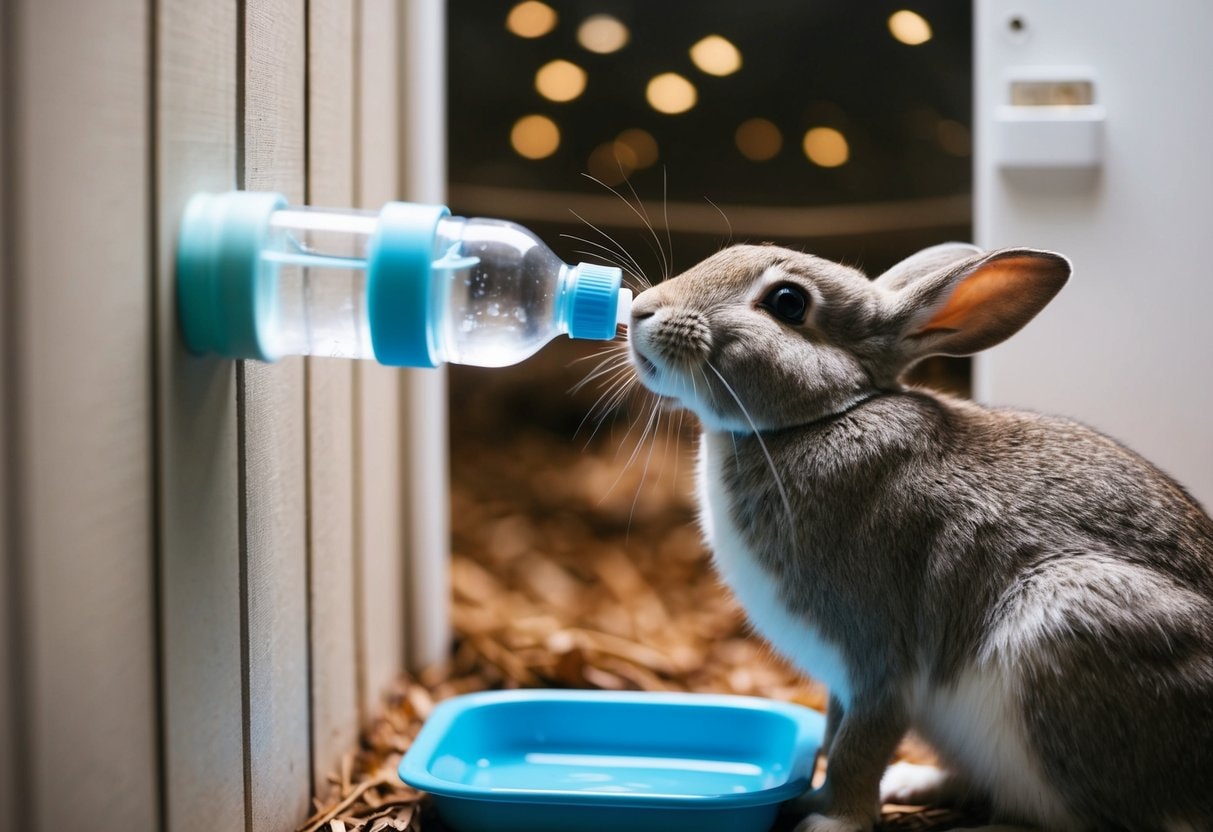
447;0;973;432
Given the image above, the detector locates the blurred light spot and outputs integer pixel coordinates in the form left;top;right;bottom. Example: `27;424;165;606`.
615;128;659;169
506;1;557;38
936;119;971;156
888;10;932;45
735;118;782;161
646;73;697;114
690;35;742;76
588;141;632;185
803;127;849;167
578;14;629;54
511;115;560;159
535;59;587;102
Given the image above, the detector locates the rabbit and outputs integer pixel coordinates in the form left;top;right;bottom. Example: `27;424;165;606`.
625;242;1213;832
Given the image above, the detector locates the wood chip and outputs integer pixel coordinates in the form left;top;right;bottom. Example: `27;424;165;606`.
303;412;989;831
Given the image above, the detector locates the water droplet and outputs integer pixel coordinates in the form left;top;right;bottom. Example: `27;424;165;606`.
487;302;501;316
514;308;527;322
461;318;475;332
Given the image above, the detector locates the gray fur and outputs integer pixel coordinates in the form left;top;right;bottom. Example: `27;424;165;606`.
627;244;1213;832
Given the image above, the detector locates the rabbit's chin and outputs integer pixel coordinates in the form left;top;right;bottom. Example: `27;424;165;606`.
630;358;756;434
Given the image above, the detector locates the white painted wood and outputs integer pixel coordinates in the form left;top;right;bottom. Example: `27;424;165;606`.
0;0;14;821
155;1;248;829
353;0;407;717
306;0;361;796
7;0;159;826
399;0;452;673
242;0;311;828
974;0;1213;506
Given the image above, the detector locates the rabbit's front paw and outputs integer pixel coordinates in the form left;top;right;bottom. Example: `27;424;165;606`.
880;761;963;805
792;813;871;832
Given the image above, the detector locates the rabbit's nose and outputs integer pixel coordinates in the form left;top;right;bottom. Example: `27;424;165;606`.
629;292;659;322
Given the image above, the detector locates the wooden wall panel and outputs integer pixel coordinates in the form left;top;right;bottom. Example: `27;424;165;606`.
155;1;247;829
306;0;361;795
6;0;159;826
0;0;14;823
242;0;311;828
354;0;407;717
399;0;452;672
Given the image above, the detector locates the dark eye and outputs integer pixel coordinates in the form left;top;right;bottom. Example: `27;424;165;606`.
761;283;809;324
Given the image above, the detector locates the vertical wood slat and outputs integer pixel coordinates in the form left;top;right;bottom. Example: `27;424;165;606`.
399;0;452;672
242;0;312;828
155;0;247;829
7;0;159;826
0;0;14;822
306;0;360;795
353;0;407;718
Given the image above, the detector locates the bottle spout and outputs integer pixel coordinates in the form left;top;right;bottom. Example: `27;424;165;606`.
615;288;633;328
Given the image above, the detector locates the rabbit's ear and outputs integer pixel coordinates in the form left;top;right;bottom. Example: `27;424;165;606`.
893;248;1070;359
875;242;982;292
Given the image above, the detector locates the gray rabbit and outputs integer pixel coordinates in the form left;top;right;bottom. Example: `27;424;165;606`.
626;242;1213;832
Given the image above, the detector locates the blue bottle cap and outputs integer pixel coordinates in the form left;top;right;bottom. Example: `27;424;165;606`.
176;190;288;360
367;201;451;367
568;263;624;341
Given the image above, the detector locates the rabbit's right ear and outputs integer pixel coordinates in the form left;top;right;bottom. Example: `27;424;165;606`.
887;248;1071;362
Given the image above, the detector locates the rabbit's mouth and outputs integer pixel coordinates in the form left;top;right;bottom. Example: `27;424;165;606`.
633;350;659;381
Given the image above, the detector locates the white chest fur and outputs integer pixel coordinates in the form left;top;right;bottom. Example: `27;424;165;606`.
697;436;853;705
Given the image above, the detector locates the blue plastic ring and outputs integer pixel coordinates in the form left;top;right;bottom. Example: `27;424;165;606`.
367;202;450;367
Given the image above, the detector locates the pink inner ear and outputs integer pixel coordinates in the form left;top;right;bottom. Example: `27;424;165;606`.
916;257;1040;334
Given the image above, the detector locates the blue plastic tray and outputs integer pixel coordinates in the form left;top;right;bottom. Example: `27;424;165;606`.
399;689;823;832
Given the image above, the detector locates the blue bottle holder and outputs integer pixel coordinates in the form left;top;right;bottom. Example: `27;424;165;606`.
176;191;630;368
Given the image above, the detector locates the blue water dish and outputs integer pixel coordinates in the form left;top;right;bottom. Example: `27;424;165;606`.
399;689;824;832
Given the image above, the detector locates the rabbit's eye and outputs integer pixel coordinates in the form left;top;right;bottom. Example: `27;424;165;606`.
760;284;809;324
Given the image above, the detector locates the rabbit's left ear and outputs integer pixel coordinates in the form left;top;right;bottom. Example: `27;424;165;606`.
890;248;1071;359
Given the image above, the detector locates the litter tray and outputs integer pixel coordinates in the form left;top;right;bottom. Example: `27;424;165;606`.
399;689;824;832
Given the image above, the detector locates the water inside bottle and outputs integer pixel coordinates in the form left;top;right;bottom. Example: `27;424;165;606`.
266;209;377;360
433;219;570;367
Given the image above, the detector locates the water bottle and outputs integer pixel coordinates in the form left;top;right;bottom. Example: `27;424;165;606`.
176;191;631;368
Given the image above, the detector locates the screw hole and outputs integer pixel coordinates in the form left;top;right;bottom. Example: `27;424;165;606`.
1008;15;1026;33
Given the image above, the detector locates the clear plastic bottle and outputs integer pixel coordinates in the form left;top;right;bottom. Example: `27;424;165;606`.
177;191;631;368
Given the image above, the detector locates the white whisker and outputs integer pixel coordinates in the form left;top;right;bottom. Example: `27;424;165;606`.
580;173;667;286
703;195;733;247
566;214;652;290
575;365;637;442
661;166;674;280
562;234;650;287
704;360;795;525
570;353;632;394
619;170;670;281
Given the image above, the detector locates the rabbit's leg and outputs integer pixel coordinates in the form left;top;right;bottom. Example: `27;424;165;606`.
812;694;846;779
792;699;908;832
880;761;969;806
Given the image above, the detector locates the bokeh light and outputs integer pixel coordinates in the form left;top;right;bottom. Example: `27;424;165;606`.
936;118;971;156
735;118;782;161
577;14;629;54
510;114;560;159
535;60;587;103
615;128;659;169
888;10;932;45
803;127;849;167
646;73;697;114
588;141;633;185
506;1;557;39
689;35;742;76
